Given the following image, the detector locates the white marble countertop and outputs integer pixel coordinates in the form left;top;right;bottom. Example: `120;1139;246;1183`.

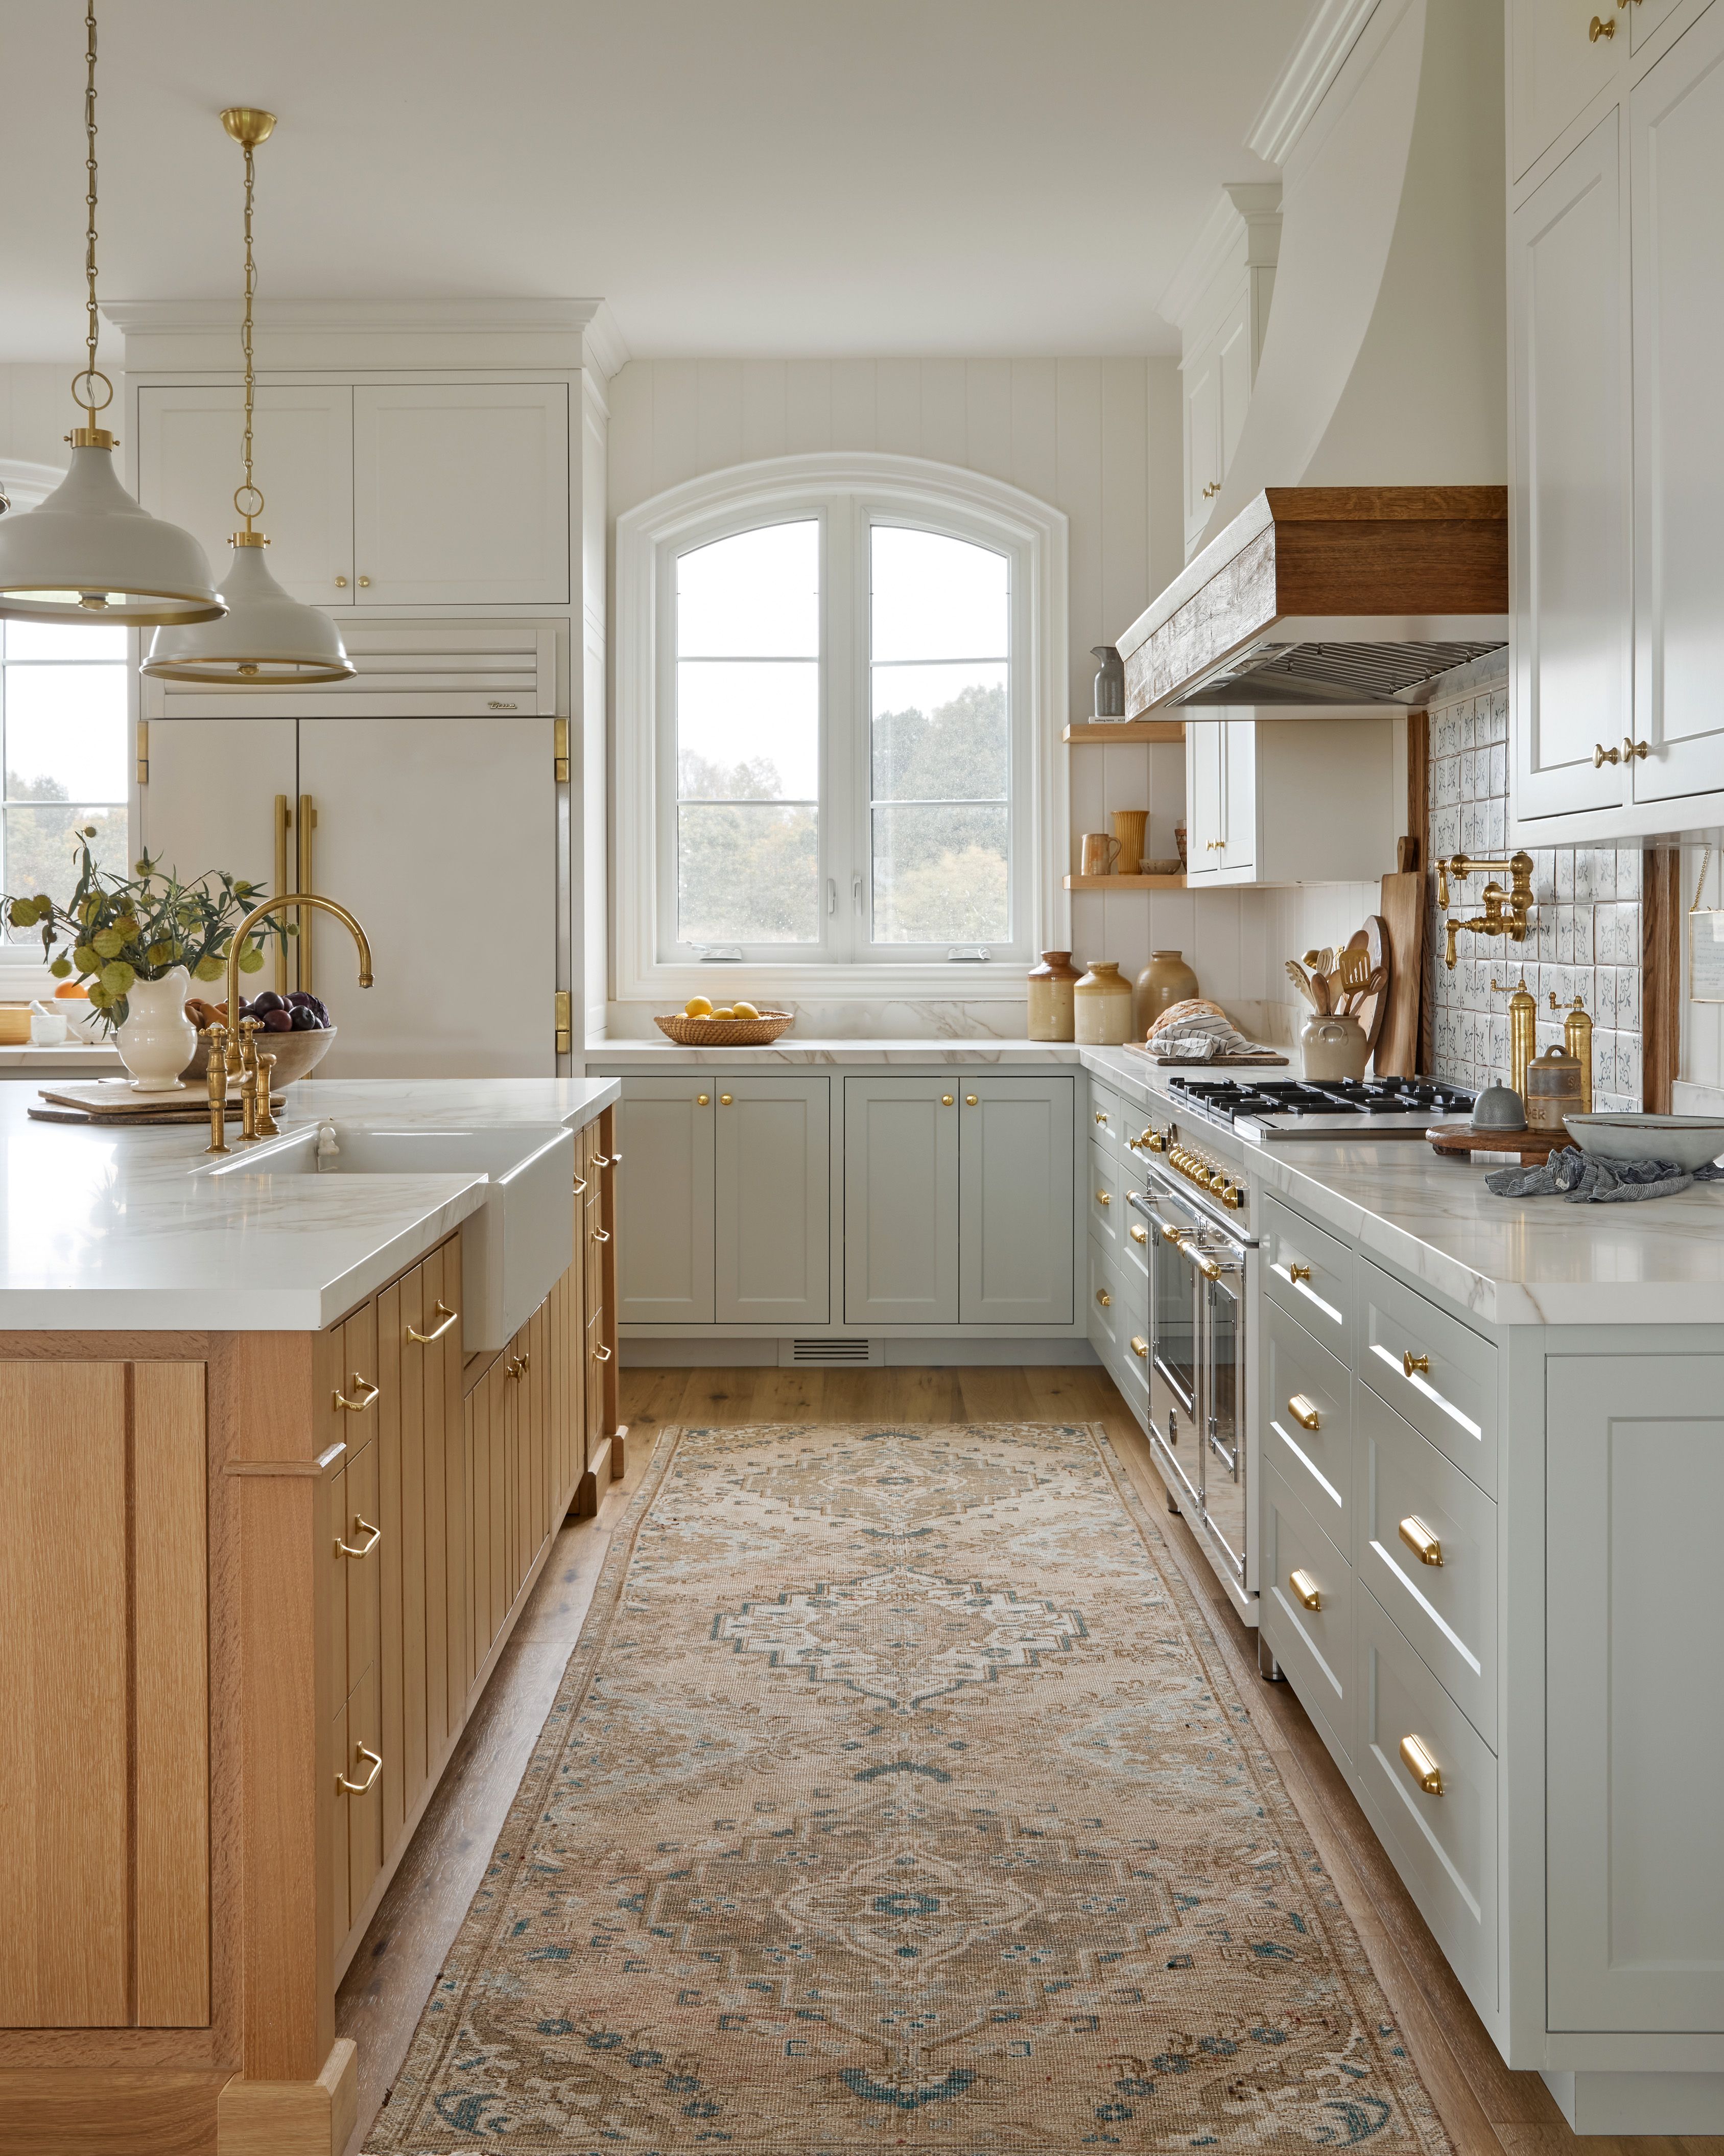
0;1075;618;1334
585;1036;1084;1066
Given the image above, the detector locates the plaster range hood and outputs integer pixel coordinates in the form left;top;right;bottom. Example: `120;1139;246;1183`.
1121;0;1508;715
1121;483;1506;713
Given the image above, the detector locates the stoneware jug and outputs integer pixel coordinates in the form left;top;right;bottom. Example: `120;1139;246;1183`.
1300;1012;1369;1083
116;966;197;1092
1074;960;1133;1046
1132;949;1198;1039
1026;950;1080;1042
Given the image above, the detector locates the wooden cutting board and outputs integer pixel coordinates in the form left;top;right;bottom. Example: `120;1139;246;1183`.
1375;870;1424;1077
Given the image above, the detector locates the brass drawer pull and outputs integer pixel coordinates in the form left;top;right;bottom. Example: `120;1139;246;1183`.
593;1343;612;1363
1402;1350;1431;1378
1129;1224;1148;1245
1095;1288;1112;1308
505;1351;531;1381
406;1300;458;1345
592;1153;612;1167
1289;1568;1321;1611
1398;1514;1444;1566
591;1226;611;1244
336;1742;383;1797
334;1374;379;1413
1286;1262;1312;1285
334;1515;381;1560
1095;1189;1111;1206
572;1175;588;1195
1129;1335;1148;1359
1399;1733;1443;1796
1287;1394;1321;1432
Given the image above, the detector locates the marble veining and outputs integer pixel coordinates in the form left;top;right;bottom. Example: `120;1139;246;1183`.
0;1075;618;1333
585;1036;1086;1068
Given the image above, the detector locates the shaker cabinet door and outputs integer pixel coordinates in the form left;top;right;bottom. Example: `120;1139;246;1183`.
1510;110;1632;819
843;1080;959;1326
616;1081;716;1325
352;383;570;607
1184;724;1224;882
135;384;355;606
1630;5;1724;806
957;1080;1074;1327
714;1077;830;1325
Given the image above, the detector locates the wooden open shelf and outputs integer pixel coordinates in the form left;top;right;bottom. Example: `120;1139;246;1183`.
1065;873;1187;890
1063;720;1185;743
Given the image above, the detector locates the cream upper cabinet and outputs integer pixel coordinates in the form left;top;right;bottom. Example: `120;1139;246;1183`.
1509;111;1632;820
1629;4;1724;804
1168;185;1280;563
1183;719;1396;887
351;384;569;607
1184;345;1223;552
1509;0;1625;179
136;385;355;606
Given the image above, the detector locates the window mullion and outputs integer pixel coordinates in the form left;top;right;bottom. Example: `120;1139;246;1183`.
823;497;855;963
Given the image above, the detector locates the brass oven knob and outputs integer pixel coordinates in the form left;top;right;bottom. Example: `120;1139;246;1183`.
1208;1170;1229;1194
1222;1184;1243;1210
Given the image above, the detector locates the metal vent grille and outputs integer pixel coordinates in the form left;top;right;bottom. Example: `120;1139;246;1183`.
1179;638;1506;706
780;1338;884;1367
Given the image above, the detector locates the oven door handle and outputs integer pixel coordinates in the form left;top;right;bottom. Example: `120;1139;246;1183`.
1174;1237;1231;1283
1127;1188;1194;1244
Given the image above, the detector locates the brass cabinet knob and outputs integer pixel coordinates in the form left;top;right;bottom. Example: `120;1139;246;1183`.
1129;1224;1148;1245
1096;1288;1112;1308
336;1742;383;1797
941;1093;955;1107
358;573;371;587
334;1374;379;1413
334;574;348;588
1095;1189;1111;1206
1624;736;1649;759
1594;741;1621;766
1399;1514;1444;1566
1202;480;1221;498
1589;11;1615;35
1094;1109;1107;1124
406;1300;458;1345
1206;838;1227;850
334;1515;381;1560
1289;1568;1321;1611
1287;1394;1321;1432
1400;1733;1444;1795
965;1093;979;1106
719;1093;733;1106
1287;1262;1312;1285
1129;1334;1148;1358
697;1094;710;1106
1402;1349;1431;1378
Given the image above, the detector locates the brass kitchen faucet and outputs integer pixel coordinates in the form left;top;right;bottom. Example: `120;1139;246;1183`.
214;893;374;1148
1437;850;1536;970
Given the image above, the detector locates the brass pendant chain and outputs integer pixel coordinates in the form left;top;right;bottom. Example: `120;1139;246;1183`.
236;136;263;532
72;0;113;429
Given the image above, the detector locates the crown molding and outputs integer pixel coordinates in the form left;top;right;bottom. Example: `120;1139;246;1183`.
1158;182;1282;342
105;297;611;376
580;301;630;383
1245;0;1380;168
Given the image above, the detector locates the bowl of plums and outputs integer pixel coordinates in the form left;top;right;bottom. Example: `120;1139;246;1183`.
179;989;337;1086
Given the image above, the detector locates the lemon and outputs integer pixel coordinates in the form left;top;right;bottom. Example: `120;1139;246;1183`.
731;1000;760;1020
712;1006;736;1020
683;996;714;1018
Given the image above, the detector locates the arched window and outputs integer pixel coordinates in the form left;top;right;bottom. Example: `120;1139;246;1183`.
615;454;1067;1002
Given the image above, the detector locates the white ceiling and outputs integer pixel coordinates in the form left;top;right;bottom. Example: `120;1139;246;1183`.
0;0;1309;366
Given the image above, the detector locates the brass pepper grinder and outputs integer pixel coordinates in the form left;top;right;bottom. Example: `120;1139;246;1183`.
1563;994;1594;1114
1494;976;1538;1104
203;1023;230;1155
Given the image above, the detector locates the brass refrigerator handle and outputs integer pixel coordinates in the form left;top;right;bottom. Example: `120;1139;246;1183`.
297;793;317;993
273;794;292;994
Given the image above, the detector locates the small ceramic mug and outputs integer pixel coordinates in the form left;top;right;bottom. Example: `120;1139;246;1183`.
1079;832;1122;876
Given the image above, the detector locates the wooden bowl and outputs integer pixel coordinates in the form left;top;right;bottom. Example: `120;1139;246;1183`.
179;1025;337;1086
653;1011;795;1048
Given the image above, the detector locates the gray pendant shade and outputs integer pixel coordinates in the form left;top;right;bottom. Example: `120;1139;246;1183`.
0;442;226;626
141;537;354;683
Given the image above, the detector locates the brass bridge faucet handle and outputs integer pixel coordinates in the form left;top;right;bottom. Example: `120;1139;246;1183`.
203;1022;231;1154
237;1017;263;1140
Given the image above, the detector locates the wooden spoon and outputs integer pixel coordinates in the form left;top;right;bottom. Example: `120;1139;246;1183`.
1285;958;1317;1007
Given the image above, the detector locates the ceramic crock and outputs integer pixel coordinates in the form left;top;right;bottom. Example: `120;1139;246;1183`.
1074;960;1133;1046
1132;949;1198;1039
1026;950;1080;1042
1300;1012;1369;1082
115;966;197;1092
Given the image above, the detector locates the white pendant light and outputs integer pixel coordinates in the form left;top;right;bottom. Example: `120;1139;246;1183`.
143;110;354;685
0;3;224;627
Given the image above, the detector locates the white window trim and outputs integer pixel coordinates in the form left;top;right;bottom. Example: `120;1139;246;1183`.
614;452;1069;1005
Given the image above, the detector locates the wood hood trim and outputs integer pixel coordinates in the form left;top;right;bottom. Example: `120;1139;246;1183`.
1119;486;1507;715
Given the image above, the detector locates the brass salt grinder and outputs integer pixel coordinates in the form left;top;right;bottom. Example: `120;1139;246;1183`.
1493;976;1538;1101
1553;992;1594;1113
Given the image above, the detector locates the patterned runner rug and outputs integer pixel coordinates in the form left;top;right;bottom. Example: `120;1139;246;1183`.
367;1422;1453;2154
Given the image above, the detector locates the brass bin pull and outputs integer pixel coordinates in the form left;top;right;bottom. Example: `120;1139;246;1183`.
1402;1350;1431;1379
334;1374;379;1413
593;1343;613;1363
1289;1569;1321;1611
406;1301;458;1345
1400;1734;1444;1796
1287;1394;1321;1432
1399;1515;1444;1566
591;1226;611;1244
334;1515;381;1560
1287;1263;1312;1285
1129;1335;1148;1360
336;1743;383;1797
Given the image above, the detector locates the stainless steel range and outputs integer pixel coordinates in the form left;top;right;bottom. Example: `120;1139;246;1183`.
1160;1073;1475;1141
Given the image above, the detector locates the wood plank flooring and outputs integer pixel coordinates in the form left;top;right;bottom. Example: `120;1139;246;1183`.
337;1367;1723;2156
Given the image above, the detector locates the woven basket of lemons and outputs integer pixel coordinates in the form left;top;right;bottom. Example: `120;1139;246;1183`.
654;997;795;1047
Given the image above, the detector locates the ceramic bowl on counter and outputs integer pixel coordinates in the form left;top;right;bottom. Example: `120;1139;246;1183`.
1565;1113;1724;1172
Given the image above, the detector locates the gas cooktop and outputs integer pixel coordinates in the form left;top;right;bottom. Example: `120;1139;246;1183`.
1161;1074;1477;1137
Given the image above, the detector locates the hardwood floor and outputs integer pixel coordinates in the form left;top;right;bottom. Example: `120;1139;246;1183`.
337;1367;1723;2156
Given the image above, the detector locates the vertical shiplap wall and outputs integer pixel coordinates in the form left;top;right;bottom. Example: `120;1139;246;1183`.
607;356;1157;721
1679;830;1724;1111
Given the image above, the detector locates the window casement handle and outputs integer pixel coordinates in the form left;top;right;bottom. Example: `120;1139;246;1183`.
828;876;837;916
406;1301;458;1345
852;871;864;915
